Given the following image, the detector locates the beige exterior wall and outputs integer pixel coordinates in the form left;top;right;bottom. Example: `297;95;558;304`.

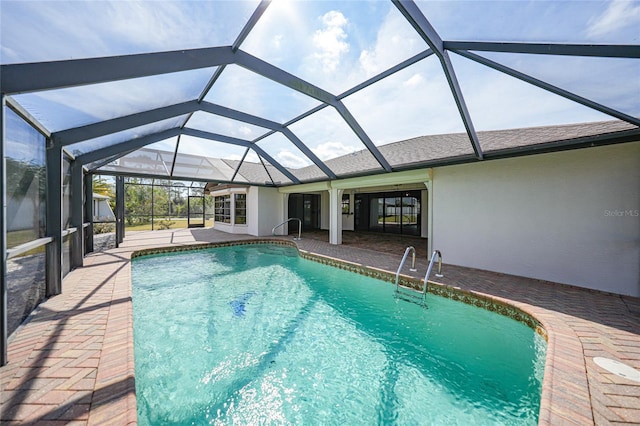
211;186;282;236
247;187;284;237
432;142;640;296
215;144;639;296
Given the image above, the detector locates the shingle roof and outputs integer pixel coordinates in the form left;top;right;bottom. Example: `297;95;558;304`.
101;120;638;186
222;159;294;186
291;120;638;181
478;120;637;152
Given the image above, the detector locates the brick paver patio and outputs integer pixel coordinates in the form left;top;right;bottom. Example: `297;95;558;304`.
2;228;639;425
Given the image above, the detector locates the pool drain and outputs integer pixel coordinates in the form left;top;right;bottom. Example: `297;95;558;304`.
593;357;640;383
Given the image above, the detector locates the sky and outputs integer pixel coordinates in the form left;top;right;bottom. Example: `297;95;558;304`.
1;0;638;173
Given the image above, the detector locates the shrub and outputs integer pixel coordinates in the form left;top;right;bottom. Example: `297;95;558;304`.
156;219;175;230
93;222;115;234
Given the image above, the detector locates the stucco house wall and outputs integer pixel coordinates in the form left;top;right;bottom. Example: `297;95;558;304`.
93;194;115;222
211;186;283;237
432;142;640;296
247;186;284;237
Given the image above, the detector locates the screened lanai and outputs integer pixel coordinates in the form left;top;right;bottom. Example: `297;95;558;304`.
1;0;639;365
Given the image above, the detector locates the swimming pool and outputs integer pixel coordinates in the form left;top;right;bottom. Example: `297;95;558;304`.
132;243;545;425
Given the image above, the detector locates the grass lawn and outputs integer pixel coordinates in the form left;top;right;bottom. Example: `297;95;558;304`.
381;215;418;224
7;229;47;257
125;218;214;231
7;229;41;248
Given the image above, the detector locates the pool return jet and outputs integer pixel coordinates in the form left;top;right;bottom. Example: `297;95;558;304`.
395;247;443;308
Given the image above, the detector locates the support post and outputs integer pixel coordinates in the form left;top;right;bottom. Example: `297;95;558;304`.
46;142;63;296
1;95;7;365
425;180;434;257
115;176;125;247
71;161;84;268
84;173;94;253
282;193;290;235
151;179;154;231
329;188;343;245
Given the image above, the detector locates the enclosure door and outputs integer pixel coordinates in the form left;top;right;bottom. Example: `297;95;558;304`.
354;194;369;231
353;191;421;236
302;194;320;229
288;194;320;231
187;196;205;228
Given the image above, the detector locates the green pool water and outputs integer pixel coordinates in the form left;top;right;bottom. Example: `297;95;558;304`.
132;244;545;425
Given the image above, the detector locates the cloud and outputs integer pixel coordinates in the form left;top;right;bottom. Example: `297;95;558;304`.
1;1;254;63
312;141;356;161
358;9;426;78
14;68;210;132
343;56;466;145
205;64;318;124
586;0;640;38
238;126;254;137
403;73;425;88
272;34;284;50
228;150;260;164
312;11;350;73
245;151;261;163
276;150;312;169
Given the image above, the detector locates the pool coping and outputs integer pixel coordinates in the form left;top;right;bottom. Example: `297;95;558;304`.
4;232;638;425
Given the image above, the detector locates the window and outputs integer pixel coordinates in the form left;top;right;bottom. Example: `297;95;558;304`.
358;190;421;236
342;193;350;214
234;194;247;225
214;195;231;223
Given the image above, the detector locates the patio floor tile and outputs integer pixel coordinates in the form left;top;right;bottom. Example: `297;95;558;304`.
1;228;638;425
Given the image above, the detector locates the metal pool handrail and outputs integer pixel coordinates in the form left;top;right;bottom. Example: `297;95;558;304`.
272;218;302;240
395;246;417;293
422;250;443;304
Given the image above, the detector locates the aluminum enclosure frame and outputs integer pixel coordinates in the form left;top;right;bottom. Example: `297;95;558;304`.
1;95;7;366
1;0;639;368
1;2;638;181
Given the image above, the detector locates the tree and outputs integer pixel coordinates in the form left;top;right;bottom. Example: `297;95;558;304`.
124;178;152;226
92;175;115;211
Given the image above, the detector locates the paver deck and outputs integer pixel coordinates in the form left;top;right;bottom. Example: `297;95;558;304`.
2;228;639;425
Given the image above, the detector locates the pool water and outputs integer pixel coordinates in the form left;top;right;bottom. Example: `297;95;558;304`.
132;244;545;425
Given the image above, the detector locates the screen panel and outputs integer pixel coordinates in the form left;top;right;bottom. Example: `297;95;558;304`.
204;65;321;124
242;0;429;94
342;55;467;147
66;115;188;158
1;1;259;64
417;1;637;44
449;53;613;133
